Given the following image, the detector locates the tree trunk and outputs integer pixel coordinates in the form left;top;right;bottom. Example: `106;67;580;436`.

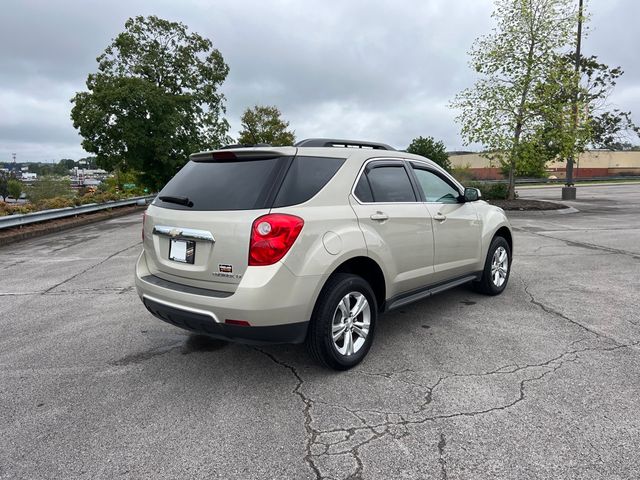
507;121;523;200
507;161;516;200
507;38;536;201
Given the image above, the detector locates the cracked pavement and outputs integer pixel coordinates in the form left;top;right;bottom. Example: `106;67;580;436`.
1;184;639;479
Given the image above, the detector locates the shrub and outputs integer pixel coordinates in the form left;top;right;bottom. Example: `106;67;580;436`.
91;192;120;203
37;197;75;210
466;181;513;200
0;201;37;216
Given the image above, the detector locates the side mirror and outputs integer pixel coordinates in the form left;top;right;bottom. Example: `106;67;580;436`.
464;187;481;202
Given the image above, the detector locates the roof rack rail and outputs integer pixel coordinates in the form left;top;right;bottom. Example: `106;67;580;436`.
294;138;395;151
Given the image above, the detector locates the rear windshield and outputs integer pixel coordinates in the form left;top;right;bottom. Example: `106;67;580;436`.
155;155;344;211
155;158;285;211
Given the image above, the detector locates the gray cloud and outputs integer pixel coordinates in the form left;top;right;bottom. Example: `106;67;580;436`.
1;0;639;163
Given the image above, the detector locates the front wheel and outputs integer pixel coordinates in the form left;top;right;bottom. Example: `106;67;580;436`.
306;274;377;370
473;236;511;295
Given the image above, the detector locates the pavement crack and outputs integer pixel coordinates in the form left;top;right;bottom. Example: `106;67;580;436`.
253;348;322;480
254;340;637;480
42;242;141;294
437;433;448;480
46;286;136;296
520;277;621;344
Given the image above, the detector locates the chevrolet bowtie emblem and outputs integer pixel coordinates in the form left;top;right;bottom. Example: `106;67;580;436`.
169;228;182;238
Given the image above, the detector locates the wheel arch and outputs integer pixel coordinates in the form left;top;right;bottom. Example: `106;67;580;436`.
494;226;513;254
324;256;386;311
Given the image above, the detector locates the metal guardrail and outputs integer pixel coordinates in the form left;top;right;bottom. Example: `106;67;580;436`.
0;195;155;230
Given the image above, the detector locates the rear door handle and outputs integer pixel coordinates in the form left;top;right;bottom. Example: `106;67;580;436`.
370;212;389;222
433;213;447;222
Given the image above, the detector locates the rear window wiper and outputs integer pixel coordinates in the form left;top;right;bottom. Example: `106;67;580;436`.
159;195;194;207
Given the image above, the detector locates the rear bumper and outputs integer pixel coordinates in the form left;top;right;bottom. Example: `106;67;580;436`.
135;251;325;344
142;296;308;344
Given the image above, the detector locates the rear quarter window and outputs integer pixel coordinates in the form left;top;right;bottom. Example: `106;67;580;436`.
273;156;345;207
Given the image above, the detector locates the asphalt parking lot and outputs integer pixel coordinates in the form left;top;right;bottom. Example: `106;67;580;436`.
1;183;639;479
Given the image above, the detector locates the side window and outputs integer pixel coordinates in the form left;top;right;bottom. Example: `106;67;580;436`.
354;175;374;203
365;166;416;202
273;156;345;207
412;167;460;204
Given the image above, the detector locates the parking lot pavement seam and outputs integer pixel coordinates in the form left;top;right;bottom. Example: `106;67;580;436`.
0;291;42;296
42;241;142;295
0;259;27;271
513;228;640;260
520;277;623;345
252;339;638;480
0;286;137;296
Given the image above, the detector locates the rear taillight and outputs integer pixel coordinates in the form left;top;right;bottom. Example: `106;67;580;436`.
142;212;146;241
249;214;304;266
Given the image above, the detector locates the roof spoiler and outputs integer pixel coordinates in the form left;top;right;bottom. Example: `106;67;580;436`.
190;148;290;162
219;143;272;149
295;138;395;151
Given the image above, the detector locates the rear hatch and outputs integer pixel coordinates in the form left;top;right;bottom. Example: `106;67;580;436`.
143;148;296;293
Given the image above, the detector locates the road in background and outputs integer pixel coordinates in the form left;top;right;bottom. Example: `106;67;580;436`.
1;184;639;479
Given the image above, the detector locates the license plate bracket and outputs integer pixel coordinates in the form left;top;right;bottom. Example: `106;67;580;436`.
169;239;195;264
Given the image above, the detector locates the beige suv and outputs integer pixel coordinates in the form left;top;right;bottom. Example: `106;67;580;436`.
135;138;512;369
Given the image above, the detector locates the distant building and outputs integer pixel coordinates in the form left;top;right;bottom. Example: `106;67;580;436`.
21;172;37;181
448;150;640;180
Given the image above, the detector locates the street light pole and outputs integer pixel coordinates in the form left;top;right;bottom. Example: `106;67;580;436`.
562;0;584;200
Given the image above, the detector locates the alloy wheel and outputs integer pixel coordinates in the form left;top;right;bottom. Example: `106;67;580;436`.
331;291;371;356
491;246;509;287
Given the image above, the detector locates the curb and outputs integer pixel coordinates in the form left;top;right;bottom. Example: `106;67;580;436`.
518;181;640;189
506;206;580;216
0;205;145;247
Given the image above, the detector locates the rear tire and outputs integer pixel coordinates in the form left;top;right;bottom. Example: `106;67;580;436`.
306;273;377;370
473;236;511;295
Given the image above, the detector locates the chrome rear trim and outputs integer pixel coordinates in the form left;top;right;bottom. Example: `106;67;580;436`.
153;225;215;243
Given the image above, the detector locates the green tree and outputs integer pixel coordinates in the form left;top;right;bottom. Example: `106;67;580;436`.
104;169;141;193
532;53;639;168
575;55;639;148
7;179;23;200
0;173;8;201
406;136;451;171
54;159;76;176
71;15;231;191
26;177;72;204
451;0;577;199
237;105;296;146
27;164;54;177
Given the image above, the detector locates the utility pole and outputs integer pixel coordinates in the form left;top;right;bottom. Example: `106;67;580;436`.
562;0;583;200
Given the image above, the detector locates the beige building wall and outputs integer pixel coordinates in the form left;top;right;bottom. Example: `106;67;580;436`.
450;150;640;168
449;150;640;179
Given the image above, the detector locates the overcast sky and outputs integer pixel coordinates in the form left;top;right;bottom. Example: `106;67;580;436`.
1;0;639;163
